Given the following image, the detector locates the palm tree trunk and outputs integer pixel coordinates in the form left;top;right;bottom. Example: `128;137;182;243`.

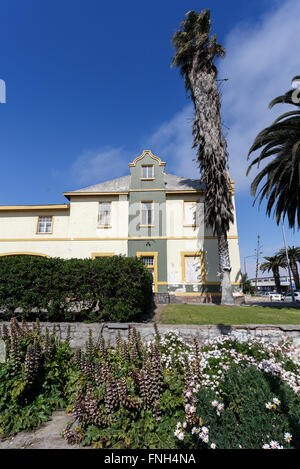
272;267;281;292
217;227;234;305
289;258;300;290
189;67;235;306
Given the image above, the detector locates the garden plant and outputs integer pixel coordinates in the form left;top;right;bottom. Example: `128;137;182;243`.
0;319;299;449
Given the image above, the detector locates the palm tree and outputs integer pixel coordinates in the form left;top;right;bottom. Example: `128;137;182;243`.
276;246;300;290
171;10;235;305
247;86;300;230
260;255;288;293
241;273;254;295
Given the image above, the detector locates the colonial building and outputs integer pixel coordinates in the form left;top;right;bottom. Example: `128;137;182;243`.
0;150;242;303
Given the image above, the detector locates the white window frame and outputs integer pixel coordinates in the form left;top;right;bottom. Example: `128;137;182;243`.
141;165;154;180
140;201;154;226
37;216;53;234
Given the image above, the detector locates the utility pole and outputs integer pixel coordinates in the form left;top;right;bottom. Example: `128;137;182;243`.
254;234;263;293
281;219;295;302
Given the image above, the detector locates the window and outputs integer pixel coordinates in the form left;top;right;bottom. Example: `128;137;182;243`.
99;202;111;226
141;256;154;266
183;201;203;226
141;165;154;179
37;216;53;233
137;252;158;292
141;201;153;226
181;252;205;283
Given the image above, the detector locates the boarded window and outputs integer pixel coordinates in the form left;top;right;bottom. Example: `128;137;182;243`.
183;201;203;226
184;255;202;283
99;202;111;225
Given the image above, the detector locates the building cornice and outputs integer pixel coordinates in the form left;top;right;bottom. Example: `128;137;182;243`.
0;235;239;242
63;192;128;199
0;204;70;211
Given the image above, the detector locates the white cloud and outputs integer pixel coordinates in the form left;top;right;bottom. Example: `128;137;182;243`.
219;0;300;191
145;105;199;178
69;0;300;190
70;147;129;187
69;106;200;187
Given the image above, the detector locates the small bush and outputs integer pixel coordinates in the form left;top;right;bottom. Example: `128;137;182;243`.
0;255;153;322
183;366;300;449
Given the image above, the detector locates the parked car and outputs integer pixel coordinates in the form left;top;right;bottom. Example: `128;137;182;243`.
269;292;284;301
283;291;300;302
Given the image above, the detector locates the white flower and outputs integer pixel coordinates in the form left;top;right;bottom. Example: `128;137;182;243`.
210;443;216;449
182;422;187;429
177;432;184;441
211;400;218;407
174;429;180;437
201;426;209;434
284;433;292;442
273;397;280;405
265;402;273;410
262;444;270;449
191;427;199;435
190;406;196;413
217;403;224;411
270;440;279;449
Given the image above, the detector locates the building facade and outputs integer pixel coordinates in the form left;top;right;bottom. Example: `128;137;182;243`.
250;276;295;293
0;150;242;303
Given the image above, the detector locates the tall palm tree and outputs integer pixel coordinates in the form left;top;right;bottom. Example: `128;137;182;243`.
171;10;235;305
260;255;288;293
276;246;300;290
247;86;300;230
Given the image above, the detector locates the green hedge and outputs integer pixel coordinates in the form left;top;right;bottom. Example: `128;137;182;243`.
0;255;153;322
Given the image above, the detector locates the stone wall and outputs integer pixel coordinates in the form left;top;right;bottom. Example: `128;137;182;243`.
154;293;245;305
1;322;300;359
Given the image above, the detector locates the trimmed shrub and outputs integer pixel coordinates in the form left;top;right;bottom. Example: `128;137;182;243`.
0;255;153;322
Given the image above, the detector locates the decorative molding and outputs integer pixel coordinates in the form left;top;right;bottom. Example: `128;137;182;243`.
0;252;51;258
129;150;166;167
63;192;128;198
0;204;69;211
0;235;239;242
129;188;165;192
91;252;114;259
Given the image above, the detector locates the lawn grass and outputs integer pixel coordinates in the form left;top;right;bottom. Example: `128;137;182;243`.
159;303;300;325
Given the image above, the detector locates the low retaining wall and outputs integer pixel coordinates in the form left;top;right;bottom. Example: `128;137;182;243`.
154;293;245;305
1;322;300;358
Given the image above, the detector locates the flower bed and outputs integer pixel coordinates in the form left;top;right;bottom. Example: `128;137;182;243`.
0;319;299;449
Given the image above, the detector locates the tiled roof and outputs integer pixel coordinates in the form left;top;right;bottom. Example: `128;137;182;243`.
67;172;204;194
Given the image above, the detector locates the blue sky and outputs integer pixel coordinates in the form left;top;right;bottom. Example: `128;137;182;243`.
0;0;299;278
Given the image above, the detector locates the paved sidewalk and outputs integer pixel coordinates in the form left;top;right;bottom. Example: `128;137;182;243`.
0;410;86;449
